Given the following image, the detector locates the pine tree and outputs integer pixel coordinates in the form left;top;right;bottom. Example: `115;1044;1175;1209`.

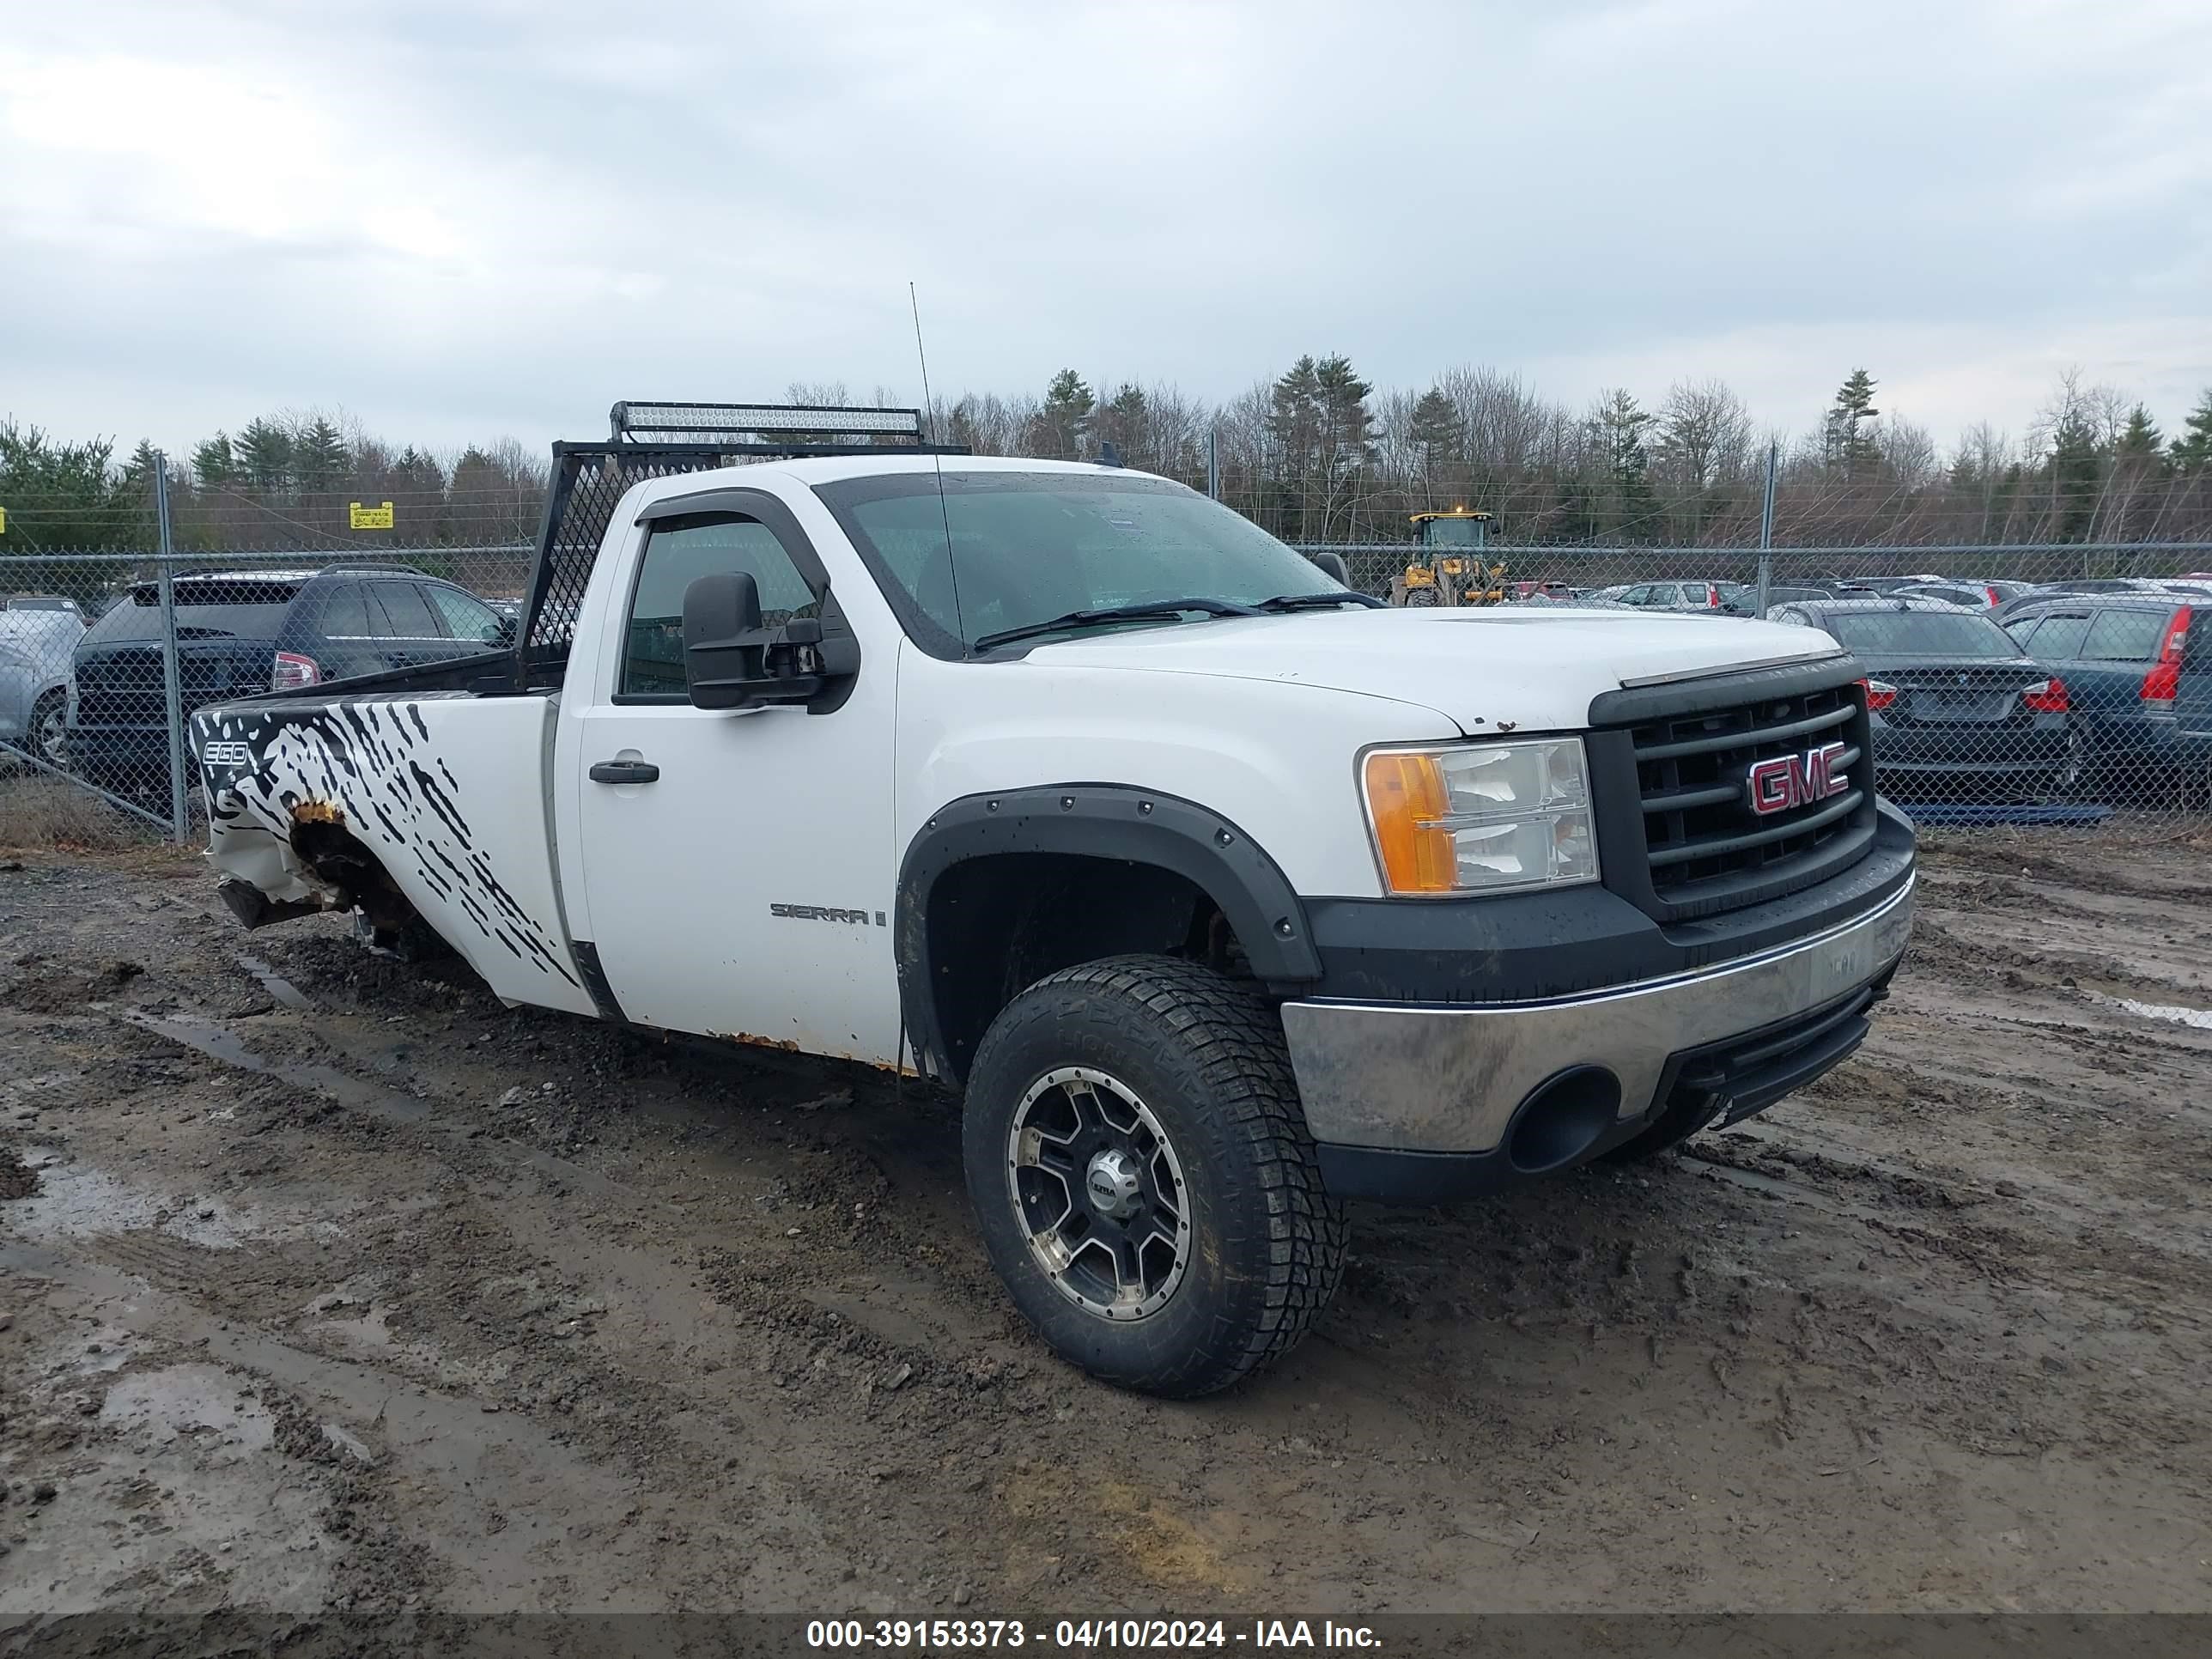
392;447;446;494
1035;370;1094;459
2171;388;2212;471
0;421;141;557
946;400;982;456
2049;407;2103;543
235;417;295;492
1407;387;1463;473
2116;405;2164;462
1093;384;1149;468
1586;390;1657;538
1823;369;1881;477
1267;355;1374;538
1266;356;1323;466
191;432;237;486
295;416;349;490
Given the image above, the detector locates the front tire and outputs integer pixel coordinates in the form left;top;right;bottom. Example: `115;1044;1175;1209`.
962;955;1347;1397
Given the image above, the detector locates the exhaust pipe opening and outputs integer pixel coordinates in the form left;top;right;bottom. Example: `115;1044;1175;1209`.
1505;1066;1623;1174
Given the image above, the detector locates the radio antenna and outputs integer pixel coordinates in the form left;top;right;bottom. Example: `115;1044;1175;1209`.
909;282;964;650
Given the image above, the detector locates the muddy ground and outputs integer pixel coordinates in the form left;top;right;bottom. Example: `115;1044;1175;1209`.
2;825;2209;1646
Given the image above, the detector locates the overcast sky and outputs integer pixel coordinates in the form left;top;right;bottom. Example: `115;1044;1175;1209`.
4;0;2209;460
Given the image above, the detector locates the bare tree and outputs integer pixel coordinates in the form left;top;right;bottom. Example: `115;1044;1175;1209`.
1655;379;1754;492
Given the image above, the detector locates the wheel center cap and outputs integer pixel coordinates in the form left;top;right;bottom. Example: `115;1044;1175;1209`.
1085;1148;1143;1220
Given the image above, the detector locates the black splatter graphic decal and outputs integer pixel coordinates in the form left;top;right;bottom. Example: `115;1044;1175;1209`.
193;696;579;987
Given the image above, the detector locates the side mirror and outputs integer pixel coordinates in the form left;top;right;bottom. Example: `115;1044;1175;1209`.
682;570;766;708
1310;550;1351;586
681;571;855;710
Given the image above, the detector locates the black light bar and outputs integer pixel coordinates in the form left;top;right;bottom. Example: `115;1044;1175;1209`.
609;401;927;444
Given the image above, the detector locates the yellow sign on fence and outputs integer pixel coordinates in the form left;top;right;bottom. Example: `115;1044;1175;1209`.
349;501;395;531
0;505;8;533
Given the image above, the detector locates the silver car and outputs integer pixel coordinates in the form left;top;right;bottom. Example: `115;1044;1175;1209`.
1591;580;1747;612
0;609;86;768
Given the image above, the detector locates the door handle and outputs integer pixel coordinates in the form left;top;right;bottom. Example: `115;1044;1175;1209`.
589;759;660;785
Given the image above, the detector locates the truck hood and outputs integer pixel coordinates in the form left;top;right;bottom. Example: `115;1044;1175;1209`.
1022;607;1848;732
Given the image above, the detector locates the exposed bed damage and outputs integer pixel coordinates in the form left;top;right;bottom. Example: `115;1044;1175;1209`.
193;693;592;1013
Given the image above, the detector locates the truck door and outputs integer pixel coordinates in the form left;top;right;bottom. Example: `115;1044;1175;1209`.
568;501;902;1063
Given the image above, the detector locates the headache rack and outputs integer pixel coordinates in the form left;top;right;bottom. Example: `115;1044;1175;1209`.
511;399;969;681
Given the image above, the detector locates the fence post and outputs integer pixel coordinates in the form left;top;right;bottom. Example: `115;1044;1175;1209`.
153;455;189;842
1206;428;1219;501
1754;441;1778;617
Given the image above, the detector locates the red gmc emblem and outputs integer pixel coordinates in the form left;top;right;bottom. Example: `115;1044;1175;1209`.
1747;741;1850;816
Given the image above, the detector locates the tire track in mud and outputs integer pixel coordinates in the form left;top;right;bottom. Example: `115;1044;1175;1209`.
10;836;2212;1615
75;993;1328;1607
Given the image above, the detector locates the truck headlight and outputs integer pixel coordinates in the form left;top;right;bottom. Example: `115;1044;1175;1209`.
1362;738;1600;896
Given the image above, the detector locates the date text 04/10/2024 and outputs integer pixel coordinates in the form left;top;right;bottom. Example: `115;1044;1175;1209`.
803;1619;1381;1649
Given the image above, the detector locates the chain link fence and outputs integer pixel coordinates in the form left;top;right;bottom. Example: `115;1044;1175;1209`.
1;544;530;837
4;509;2209;846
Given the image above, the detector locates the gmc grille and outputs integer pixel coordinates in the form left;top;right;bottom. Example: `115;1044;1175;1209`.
1598;679;1879;921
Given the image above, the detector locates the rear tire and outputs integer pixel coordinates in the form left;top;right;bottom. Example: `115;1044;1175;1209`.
962;954;1347;1397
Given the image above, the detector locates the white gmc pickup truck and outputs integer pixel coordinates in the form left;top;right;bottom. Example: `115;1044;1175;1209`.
191;402;1915;1397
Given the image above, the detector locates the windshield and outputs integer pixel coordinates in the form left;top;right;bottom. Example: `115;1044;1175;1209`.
817;471;1342;654
1417;517;1488;548
1823;610;2020;658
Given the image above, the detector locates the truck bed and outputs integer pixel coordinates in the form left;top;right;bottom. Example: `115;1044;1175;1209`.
192;684;596;1017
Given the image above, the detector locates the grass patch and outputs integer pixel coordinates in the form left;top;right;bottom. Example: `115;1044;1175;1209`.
0;773;157;853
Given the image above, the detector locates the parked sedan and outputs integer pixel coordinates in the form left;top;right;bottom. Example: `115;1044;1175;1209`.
0;609;86;768
1765;599;2075;801
3;594;88;627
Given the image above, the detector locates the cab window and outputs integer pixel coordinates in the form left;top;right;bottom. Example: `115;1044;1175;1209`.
621;514;818;698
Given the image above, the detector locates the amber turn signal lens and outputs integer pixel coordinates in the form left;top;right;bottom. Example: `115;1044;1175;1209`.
1362;751;1456;893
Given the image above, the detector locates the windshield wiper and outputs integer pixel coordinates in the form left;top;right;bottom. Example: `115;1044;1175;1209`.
971;598;1262;653
1254;591;1387;612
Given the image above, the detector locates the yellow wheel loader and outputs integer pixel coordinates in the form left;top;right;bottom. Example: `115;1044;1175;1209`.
1390;510;1504;606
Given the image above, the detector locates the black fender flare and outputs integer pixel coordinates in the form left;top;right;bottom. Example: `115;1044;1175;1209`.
895;784;1322;1084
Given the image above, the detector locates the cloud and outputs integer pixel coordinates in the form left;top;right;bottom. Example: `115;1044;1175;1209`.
1;0;2206;457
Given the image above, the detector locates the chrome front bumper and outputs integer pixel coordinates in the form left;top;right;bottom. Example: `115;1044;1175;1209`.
1279;877;1915;1154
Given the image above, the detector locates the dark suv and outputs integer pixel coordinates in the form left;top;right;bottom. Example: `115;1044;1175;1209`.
70;565;510;803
